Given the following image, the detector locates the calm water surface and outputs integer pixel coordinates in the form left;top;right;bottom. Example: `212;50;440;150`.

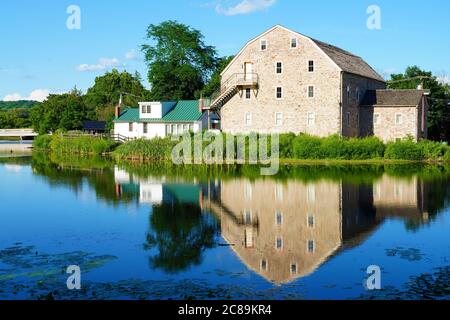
0;154;449;300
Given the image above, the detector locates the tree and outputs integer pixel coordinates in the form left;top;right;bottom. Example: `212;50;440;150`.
201;56;234;97
84;69;150;122
142;21;218;100
30;88;93;134
0;109;32;129
388;66;450;141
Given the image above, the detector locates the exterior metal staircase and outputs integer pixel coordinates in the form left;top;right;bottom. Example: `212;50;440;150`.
205;73;259;111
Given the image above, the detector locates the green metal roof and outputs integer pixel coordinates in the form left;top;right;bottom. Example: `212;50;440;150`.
114;100;203;123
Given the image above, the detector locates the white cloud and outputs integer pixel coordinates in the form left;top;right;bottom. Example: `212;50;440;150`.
125;49;138;60
76;57;121;72
215;0;276;16
3;89;50;102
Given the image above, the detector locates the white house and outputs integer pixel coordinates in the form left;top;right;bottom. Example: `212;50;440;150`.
114;100;211;139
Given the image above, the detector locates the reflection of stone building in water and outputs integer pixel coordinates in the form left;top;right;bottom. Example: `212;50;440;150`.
206;176;429;285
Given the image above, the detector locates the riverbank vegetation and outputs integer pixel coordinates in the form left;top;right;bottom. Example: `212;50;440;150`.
36;132;450;162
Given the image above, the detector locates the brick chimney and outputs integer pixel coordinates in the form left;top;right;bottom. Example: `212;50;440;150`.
198;98;204;113
115;105;121;118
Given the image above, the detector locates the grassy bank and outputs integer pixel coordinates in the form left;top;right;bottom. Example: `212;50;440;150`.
36;132;450;163
34;133;117;155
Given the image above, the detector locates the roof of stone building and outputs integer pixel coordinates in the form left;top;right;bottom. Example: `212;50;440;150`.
311;39;386;82
220;25;386;83
361;89;427;107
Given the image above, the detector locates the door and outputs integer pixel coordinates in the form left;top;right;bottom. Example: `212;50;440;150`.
244;62;253;81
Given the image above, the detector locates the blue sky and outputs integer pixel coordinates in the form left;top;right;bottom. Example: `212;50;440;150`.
0;0;449;101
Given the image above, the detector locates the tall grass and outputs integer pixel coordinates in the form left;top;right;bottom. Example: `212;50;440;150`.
34;134;116;155
113;138;178;161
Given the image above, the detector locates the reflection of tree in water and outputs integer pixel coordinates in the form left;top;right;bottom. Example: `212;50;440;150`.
144;202;219;274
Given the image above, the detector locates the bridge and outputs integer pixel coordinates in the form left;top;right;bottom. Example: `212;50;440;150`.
0;129;38;139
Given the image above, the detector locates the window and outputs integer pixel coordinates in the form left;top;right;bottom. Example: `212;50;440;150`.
308;240;315;253
308;86;314;98
291;264;298;275
276;211;283;226
276;113;283;126
347;85;351;100
308;60;314;72
141;106;146;114
129;123;133;132
291;37;298;48
189;124;194;132
183;124;188;133
146;105;151;114
356;87;361;101
307;185;316;203
374;113;381;125
308;214;315;228
395;113;403;125
245;88;251;100
244;210;252;224
346;112;351;126
143;123;148;134
261;259;268;272
307;112;316;126
275;237;283;250
260;39;267;51
166;125;172;136
276;87;283;99
245;113;252;126
177;124;183;134
172;124;177;135
276;62;283;74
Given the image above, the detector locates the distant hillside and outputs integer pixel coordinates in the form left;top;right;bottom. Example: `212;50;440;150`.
0;100;40;110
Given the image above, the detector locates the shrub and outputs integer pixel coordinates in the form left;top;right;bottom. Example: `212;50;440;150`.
385;139;423;161
292;134;323;159
418;140;447;160
49;135;116;155
278;133;296;159
444;148;450;161
33;135;53;150
345;137;385;160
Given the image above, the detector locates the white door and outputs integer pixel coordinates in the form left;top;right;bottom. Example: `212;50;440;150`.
244;63;253;81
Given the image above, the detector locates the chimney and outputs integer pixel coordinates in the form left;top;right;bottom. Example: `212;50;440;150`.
199;97;204;113
115;105;121;118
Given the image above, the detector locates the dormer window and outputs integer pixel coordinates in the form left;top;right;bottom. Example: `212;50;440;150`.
260;39;268;51
141;105;152;114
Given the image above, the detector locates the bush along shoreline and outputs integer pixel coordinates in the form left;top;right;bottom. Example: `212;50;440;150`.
34;132;450;162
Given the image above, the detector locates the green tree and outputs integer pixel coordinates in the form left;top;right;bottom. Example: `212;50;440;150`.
201;55;234;97
388;66;450;141
0;108;32;129
30;88;93;134
84;69;150;122
142;21;218;100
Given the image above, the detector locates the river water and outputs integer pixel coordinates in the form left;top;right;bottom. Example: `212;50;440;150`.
0;154;449;300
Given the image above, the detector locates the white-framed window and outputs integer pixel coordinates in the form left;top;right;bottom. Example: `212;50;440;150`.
395;113;403;125
291;37;298;48
275;211;283;226
260;39;268;51
141;105;146;114
260;259;268;272
276;61;283;74
308;60;315;72
143;122;148;134
291;263;298;275
373;113;381;125
129;123;133;132
275;112;283;126
245;88;251;100
307;240;315;253
347;85;351;100
308;85;315;98
146;105;151;113
307;213;315;228
276;87;283;99
307;185;316;203
245;113;252;126
346;112;351;126
356;87;361;101
307;112;316;126
275;236;283;250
